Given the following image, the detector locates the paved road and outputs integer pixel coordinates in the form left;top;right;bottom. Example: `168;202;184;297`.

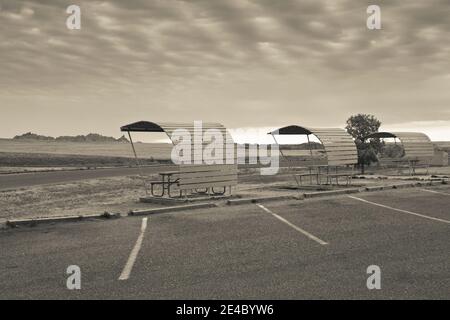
0;186;449;299
0;165;177;190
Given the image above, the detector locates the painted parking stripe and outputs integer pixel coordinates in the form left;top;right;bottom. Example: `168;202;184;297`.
118;218;148;280
348;196;450;224
420;189;450;196
256;204;328;245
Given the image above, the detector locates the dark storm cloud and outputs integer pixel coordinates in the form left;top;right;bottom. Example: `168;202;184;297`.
0;0;449;138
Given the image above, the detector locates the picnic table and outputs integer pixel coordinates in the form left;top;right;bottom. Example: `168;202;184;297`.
150;170;229;198
294;165;354;186
384;158;424;175
294;166;322;185
150;171;180;197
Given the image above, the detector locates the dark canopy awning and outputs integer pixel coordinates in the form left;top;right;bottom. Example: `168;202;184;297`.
268;125;313;135
364;132;397;139
120;121;164;132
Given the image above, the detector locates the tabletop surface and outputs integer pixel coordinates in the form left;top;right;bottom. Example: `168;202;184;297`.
159;171;179;175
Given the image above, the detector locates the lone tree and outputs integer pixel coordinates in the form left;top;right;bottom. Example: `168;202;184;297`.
345;114;382;173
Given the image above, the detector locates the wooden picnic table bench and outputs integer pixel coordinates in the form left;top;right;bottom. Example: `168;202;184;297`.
294;171;321;185
385;158;424;175
294;165;338;185
325;172;353;186
149;171;180;197
150;166;235;198
294;165;355;186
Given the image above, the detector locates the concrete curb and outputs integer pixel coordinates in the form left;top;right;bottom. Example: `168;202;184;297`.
227;195;301;206
140;195;232;204
430;179;446;185
227;180;447;205
415;181;432;187
391;182;416;189
5;211;120;228
303;188;360;199
129;202;218;216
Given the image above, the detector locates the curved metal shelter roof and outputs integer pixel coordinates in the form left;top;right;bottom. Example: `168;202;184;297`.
121;121;233;139
121;120;235;148
364;131;434;160
121;120;236;163
269;125;358;166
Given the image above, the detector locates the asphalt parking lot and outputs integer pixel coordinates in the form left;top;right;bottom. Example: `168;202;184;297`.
0;185;449;299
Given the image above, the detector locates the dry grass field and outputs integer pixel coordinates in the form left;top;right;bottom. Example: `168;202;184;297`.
0;176;148;222
0;139;172;158
0;139;173;170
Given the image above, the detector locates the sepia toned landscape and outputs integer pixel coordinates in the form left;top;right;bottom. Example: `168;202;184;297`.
1;0;449;304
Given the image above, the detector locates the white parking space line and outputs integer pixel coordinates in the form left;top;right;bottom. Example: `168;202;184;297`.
348;196;450;225
256;204;328;245
118;218;148;281
420;189;450;196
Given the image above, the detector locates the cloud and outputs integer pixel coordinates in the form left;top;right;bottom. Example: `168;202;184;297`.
0;0;449;138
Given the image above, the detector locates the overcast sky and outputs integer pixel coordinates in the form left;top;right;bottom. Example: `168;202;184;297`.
1;0;449;141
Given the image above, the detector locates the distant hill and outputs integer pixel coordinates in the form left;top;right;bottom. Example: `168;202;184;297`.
13;132;54;141
13;132;129;143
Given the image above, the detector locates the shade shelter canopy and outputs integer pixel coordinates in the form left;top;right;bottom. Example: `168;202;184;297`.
120;121;238;198
120;121;232;138
364;131;434;160
269;125;358;166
